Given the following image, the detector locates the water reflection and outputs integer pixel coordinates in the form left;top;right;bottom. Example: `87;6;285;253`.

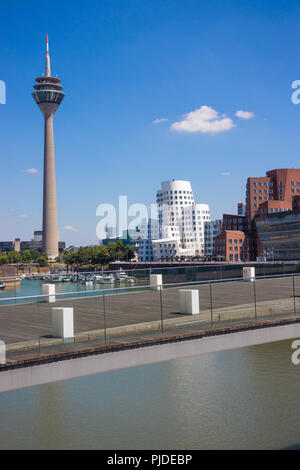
0;340;299;449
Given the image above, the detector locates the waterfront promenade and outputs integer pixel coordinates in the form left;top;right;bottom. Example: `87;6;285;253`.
0;275;299;349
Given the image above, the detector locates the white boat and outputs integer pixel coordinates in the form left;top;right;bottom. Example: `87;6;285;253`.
51;275;64;283
0;283;5;289
115;269;128;280
97;274;115;284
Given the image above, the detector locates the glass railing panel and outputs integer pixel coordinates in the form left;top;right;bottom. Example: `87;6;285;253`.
161;282;211;335
210;279;255;326
254;275;295;320
292;275;300;314
104;285;162;343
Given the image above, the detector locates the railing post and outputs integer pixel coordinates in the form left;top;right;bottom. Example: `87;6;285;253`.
103;292;107;343
159;285;163;335
209;283;213;327
293;276;296;315
253;279;257;321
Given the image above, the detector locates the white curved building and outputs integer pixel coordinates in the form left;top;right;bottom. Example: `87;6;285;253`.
138;180;212;261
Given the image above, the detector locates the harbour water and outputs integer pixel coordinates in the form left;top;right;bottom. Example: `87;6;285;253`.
0;278;148;304
0;339;300;449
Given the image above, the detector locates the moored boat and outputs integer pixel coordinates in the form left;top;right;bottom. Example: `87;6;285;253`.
115;269;128;281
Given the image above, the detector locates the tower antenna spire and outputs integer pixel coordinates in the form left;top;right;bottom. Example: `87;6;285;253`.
45;34;51;76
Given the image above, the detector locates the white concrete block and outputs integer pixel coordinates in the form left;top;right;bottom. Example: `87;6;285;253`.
52;307;74;339
179;289;200;315
42;283;56;303
243;267;255;282
150;274;163;290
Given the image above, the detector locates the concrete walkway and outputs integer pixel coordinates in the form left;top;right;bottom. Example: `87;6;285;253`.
0;276;299;349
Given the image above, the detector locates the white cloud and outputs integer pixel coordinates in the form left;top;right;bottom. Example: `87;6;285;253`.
171;106;235;134
18;213;28;218
63;225;78;232
153;118;168;124
235;110;254;119
220;171;231;176
23;168;39;174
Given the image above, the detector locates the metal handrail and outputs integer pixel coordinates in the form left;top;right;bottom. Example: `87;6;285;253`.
1;271;300;304
1;260;299;280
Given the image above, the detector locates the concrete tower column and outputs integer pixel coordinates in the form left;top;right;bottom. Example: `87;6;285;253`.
43;112;58;258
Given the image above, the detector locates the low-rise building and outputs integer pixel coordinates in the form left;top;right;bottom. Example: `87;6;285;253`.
204;219;222;258
213;230;251;262
0;231;65;254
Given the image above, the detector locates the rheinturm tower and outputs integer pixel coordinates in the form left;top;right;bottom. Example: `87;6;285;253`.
32;36;65;260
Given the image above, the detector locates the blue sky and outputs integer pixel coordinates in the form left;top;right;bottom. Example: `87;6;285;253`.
1;0;300;246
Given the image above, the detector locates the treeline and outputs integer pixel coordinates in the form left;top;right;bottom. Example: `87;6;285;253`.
0;241;135;267
0;250;48;266
62;241;135;266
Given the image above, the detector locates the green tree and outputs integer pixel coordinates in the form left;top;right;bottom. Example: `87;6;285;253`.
62;250;77;266
105;242;115;261
30;250;41;262
0;254;8;265
20;250;32;263
94;245;109;265
37;255;48;267
121;244;135;261
8;251;22;264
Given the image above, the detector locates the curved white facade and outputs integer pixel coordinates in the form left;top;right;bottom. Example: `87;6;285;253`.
138;180;212;261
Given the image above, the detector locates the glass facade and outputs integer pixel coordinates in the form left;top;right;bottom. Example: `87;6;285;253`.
256;210;300;259
32;90;64;105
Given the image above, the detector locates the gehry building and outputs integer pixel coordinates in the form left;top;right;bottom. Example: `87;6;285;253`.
138;180;212;261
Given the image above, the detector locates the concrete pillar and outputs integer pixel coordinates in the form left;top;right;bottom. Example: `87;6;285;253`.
243;267;255;282
52;307;74;339
179;289;200;315
0;340;5;365
42;283;56;302
150;274;163;290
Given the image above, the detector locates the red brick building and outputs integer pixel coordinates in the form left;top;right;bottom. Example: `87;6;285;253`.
292;195;300;210
214;230;251;262
257;200;292;217
246;169;300;224
222;214;247;231
213;169;300;261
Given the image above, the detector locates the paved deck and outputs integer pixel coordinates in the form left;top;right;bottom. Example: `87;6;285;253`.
0;276;299;345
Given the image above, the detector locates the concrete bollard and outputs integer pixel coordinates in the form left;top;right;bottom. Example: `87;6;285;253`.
42;283;56;303
52;307;74;339
179;289;200;315
243;267;255;282
150;274;163;290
